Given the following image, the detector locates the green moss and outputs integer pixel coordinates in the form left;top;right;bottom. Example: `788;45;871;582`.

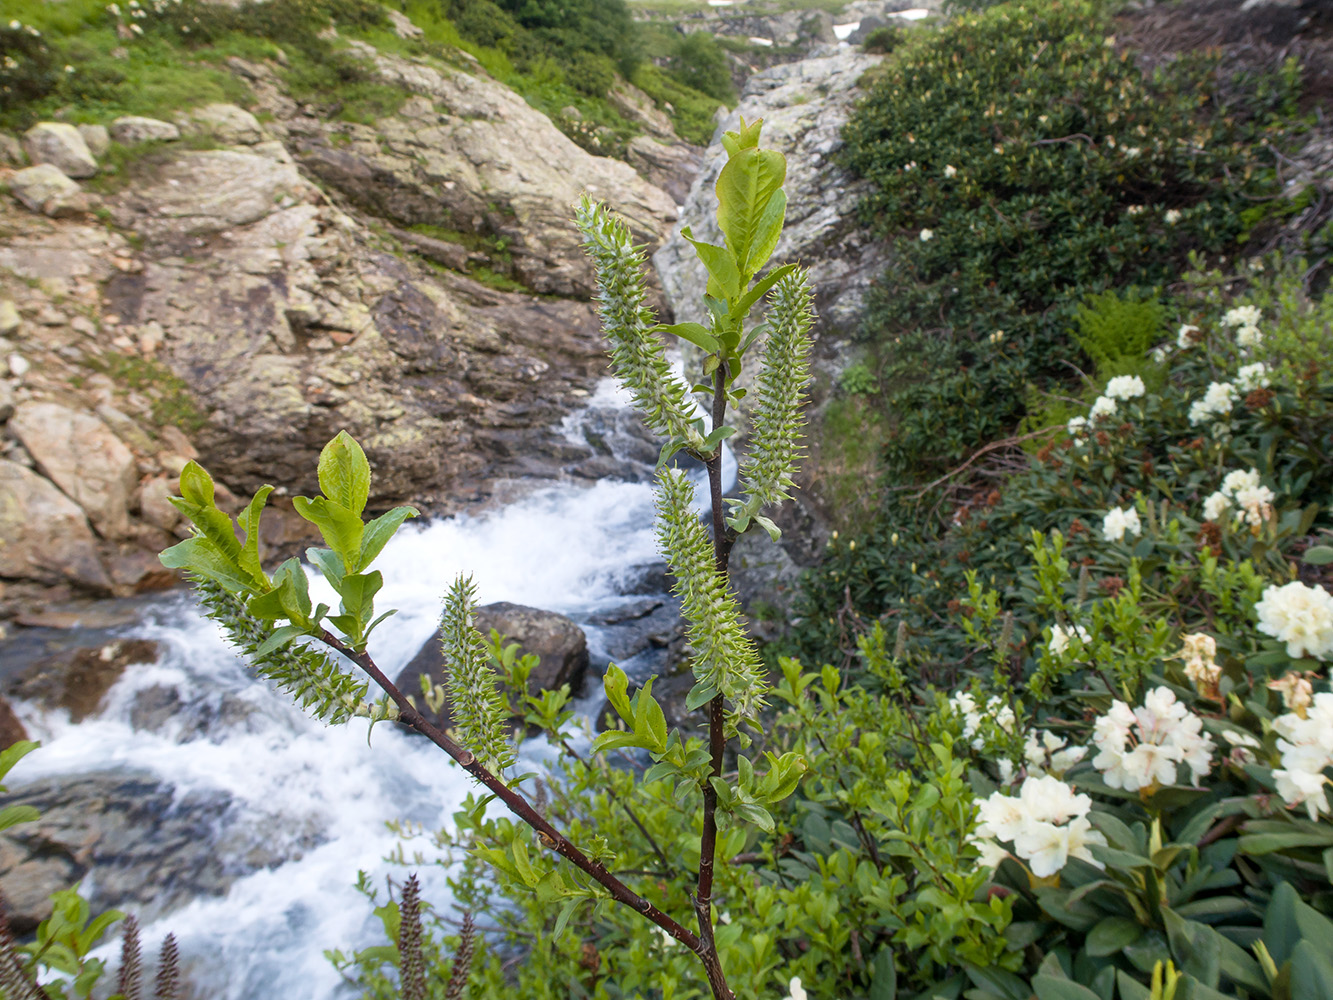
86;353;206;433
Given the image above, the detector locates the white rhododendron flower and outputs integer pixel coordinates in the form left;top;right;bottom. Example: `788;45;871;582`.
944;164;958;178
1202;490;1230;523
1089;687;1215;792
1177;323;1199;348
1222;468;1261;494
1188;381;1238;426
1089;395;1118;422
1272;693;1333;819
1164;209;1182;224
1024;729;1087;777
1178;632;1220;692
1104;375;1145;400
1233;483;1275;527
1222;305;1262;329
975;775;1105;878
1236;362;1271;392
919;228;934;242
952;692;1016;750
1102;506;1141;543
1236;325;1263;348
1269;672;1315;714
1255;582;1333;660
1066;415;1088;436
1048;623;1091;656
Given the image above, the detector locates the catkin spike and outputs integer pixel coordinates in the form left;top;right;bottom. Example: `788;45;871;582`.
655;469;767;726
118;915;143;1000
153;934;179;1000
575;198;707;454
398;876;426;1000
193;578;371;725
440;576;515;773
444;912;477;1000
0;892;46;1000
735;271;815;525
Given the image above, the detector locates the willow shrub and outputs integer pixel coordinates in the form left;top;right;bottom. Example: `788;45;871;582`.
840;0;1299;485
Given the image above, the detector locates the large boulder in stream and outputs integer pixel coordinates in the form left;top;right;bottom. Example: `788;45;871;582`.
5;639;160;722
395;603;589;731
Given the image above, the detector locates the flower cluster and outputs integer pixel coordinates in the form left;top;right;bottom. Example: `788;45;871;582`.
1255;581;1333;660
1176;632;1221;695
1104;374;1145;401
1222;304;1263;347
1236;361;1271;392
1273;693;1333;819
1201;468;1275;527
1048;623;1091;656
1188;380;1238;428
1090;687;1215;792
952;691;1015;751
1023;730;1087;778
975;775;1106;878
1102;506;1141;543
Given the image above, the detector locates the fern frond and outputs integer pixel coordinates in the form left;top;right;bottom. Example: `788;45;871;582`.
118;915;143;1000
398;875;426;1000
194;578;370;725
654;470;767;727
444;911;476;1000
440;576;515;773
576;197;706;454
153;934;179;1000
734;270;814;529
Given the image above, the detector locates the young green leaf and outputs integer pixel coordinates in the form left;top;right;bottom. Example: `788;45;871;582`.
317;431;372;518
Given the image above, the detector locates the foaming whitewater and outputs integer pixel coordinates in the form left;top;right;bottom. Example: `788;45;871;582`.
9;378;732;1000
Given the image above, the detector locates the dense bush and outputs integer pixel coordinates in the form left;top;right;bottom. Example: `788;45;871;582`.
333;262;1333;999
666;30;734;106
839;0;1301;485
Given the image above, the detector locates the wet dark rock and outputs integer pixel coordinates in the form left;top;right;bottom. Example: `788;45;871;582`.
394;603;589;732
587;598;681;662
0;773;322;933
0;697;29;750
5;639;159;722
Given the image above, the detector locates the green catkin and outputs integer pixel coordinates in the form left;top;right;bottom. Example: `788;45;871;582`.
440;575;515;773
654;469;767;728
0;893;45;1000
575;197;706;454
194;578;370;725
735;270;815;522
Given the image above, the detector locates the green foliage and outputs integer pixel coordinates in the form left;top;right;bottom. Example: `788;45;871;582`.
440;575;516;773
0;18;61;109
840;0;1298;485
0;741;41;836
666;31;734;105
859;26;903;55
1074;289;1166;382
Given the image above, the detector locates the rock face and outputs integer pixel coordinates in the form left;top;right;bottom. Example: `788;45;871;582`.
290;48;679;297
22;123;98;179
655;48;889;342
176;103;264;145
395;602;589;732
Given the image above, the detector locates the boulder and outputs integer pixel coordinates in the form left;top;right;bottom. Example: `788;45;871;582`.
178;103;264;145
76;123;111;158
9;401;138;539
0;300;18;336
0;133;25;166
22;123;98;178
0;459;110;591
626;135;706;207
108;115;181;145
4;639;159;722
395;603;589;731
8;163;90;218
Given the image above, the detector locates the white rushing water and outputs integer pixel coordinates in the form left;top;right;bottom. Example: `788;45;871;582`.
11;379;729;999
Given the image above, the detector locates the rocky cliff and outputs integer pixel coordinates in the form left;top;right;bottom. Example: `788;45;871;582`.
0;23;696;617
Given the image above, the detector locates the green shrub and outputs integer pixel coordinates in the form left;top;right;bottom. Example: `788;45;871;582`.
859;25;902;54
1073;289;1166;382
667;30;733;105
840;0;1298;485
0;18;61;108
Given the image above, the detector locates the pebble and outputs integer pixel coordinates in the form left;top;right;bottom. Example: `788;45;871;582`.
7;353;31;377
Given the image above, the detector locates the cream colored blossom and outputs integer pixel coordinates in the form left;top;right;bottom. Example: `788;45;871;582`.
1102;506;1141;543
1255;582;1333;660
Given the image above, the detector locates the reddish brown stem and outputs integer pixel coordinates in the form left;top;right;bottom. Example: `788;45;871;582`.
317;630;702;953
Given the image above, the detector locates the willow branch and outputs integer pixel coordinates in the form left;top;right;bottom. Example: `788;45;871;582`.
317;631;702;952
